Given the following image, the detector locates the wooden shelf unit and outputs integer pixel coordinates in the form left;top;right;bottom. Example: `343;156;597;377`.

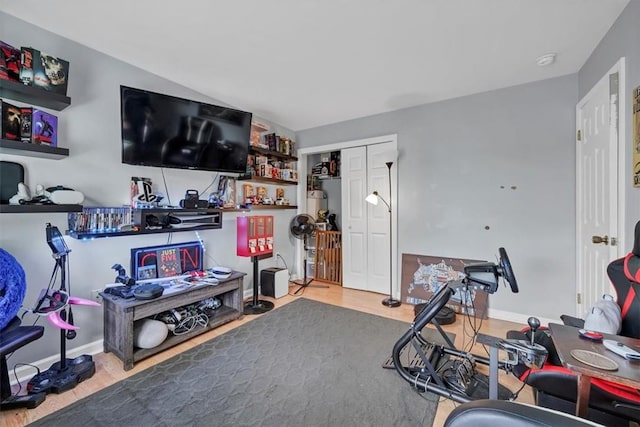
238;176;298;186
249;146;297;161
101;271;246;370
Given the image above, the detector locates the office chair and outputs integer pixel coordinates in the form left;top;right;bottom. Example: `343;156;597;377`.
0;317;46;410
506;220;640;426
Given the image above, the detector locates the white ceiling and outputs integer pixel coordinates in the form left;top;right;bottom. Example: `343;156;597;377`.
0;0;629;131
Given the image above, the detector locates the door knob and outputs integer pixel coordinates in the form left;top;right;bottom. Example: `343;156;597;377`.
592;235;609;245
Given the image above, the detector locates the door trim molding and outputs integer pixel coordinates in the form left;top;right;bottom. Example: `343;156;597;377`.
296;134;398;292
575;57;626;315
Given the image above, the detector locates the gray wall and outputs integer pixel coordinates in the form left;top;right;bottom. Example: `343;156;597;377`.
297;75;579;320
0;12;297;364
578;0;640;247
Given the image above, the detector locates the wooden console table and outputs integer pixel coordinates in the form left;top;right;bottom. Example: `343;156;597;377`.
101;272;245;370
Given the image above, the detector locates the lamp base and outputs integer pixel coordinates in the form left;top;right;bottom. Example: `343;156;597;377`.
382;297;401;308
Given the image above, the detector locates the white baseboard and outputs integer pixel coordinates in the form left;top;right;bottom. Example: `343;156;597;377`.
10;339;104;387
488;308;558;329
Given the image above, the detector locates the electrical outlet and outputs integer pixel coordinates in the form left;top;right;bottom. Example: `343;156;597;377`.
275;252;281;259
91;289;103;303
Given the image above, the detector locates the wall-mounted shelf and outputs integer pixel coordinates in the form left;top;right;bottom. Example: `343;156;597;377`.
0;79;71;111
0;139;69;159
67;207;223;240
238;176;298;186
222;205;298;212
0;204;82;213
249;146;298;161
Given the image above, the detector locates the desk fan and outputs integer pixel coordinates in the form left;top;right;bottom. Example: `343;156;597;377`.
290;214;328;294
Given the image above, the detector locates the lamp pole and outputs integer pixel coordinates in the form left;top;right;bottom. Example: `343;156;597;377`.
382;161;400;307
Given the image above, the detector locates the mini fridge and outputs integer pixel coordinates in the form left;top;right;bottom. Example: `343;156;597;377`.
306;190;326;221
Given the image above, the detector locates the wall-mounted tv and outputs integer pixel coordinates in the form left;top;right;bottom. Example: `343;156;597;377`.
120;86;252;173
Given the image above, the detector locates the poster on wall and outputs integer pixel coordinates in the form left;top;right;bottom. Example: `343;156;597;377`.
634;86;640;187
400;253;489;318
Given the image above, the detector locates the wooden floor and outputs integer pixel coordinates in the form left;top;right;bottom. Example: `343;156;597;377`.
1;284;533;427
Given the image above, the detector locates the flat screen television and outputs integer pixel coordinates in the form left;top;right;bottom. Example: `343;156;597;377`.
120;86;252;173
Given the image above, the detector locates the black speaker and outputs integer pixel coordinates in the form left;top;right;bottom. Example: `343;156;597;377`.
0;161;24;204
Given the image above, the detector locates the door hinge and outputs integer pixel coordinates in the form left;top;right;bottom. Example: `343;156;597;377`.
577;293;582;304
577;130;582;141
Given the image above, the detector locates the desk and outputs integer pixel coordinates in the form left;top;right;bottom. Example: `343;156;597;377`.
549;323;640;418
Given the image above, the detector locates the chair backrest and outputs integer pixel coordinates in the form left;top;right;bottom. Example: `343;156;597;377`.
607;220;640;339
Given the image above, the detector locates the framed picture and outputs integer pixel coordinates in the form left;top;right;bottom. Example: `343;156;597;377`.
400;253;489;318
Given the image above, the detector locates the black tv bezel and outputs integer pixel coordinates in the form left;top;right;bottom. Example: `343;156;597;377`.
119;85;252;174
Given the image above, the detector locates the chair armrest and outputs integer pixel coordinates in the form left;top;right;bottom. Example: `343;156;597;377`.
444;399;601;427
560;314;585;329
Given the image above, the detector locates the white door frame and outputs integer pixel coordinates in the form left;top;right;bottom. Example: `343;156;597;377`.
297;134;398;292
575;57;626;315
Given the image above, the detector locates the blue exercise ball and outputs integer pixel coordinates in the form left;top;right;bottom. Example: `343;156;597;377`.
0;248;27;330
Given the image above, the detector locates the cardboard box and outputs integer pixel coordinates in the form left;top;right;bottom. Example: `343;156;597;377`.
1;100;22;140
27;47;69;95
0;41;20;82
32;109;58;146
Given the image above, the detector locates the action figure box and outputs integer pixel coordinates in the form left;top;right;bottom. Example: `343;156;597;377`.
24;47;69;95
32;109;58;146
0;41;20;82
20;107;32;143
1;100;22;141
19;47;34;85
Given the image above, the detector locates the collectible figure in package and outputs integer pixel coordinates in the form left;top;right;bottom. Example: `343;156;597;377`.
29;47;69;95
1;100;22;140
32;109;58;146
20;107;32;142
20;47;34;85
0;41;20;82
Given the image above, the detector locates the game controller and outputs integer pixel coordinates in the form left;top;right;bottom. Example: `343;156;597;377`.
208;266;232;279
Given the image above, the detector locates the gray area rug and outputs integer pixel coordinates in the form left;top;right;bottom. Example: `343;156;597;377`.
29;298;442;427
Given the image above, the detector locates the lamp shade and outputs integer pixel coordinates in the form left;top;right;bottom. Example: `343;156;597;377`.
365;192;379;205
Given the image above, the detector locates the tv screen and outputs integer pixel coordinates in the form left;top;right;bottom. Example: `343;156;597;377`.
120;86;252;173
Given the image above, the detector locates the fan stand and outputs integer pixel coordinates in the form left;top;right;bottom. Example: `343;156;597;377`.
292;234;328;295
244;255;275;315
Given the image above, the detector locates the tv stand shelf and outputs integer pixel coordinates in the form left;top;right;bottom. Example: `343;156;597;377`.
101;271;246;370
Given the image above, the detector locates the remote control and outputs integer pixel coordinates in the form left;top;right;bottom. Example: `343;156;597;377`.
603;339;640;360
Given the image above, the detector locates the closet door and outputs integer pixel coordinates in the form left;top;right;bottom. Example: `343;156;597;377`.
340;142;395;294
341;146;368;290
366;143;393;295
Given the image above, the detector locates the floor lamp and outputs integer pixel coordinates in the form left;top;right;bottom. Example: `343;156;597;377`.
366;161;401;308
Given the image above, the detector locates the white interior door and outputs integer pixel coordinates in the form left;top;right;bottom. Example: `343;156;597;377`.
366;144;394;295
341;146;368;290
576;62;622;316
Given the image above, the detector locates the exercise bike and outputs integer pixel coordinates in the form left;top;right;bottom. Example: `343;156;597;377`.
391;247;548;403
